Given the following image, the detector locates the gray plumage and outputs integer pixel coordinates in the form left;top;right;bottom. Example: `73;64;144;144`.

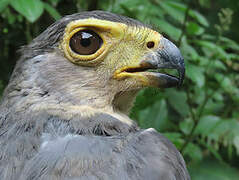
0;11;190;180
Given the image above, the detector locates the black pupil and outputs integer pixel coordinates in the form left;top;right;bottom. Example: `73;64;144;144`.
70;30;102;55
81;38;91;47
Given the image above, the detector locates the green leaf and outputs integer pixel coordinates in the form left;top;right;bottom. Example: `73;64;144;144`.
154;100;168;131
227;53;239;60
131;88;165;120
189;10;209;27
195;115;221;138
156;19;181;41
200;140;224;162
4;8;17;24
159;1;185;23
212;119;239;147
233;136;239;155
194;40;228;59
180;36;199;60
165;1;187;12
203;99;224;117
186;22;204;35
212;91;224;101
189;158;239;180
214;60;227;71
199;0;211;8
138;100;169;131
0;0;10;12
193;86;206;105
48;0;60;6
194;39;217;49
43;2;61;20
115;0;155;21
215;74;239;95
220;36;239;51
197;56;210;66
183;142;203;162
179;118;194;135
163;132;184;149
166;89;189;117
10;0;44;22
186;63;205;87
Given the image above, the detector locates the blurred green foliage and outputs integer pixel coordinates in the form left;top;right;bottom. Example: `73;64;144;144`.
1;0;239;179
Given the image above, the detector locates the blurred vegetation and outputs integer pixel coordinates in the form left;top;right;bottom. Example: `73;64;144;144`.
1;0;239;179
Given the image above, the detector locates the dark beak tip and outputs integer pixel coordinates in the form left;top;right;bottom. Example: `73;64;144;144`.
158;37;185;87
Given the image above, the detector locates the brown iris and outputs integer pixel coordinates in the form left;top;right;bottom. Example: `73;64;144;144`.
69;30;103;55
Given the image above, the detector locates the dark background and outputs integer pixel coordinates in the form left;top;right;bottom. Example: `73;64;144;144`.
1;0;239;179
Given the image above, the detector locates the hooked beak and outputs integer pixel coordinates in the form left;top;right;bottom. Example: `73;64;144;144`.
141;37;185;87
114;37;185;88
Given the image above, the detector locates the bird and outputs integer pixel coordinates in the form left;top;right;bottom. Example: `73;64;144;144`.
0;11;190;180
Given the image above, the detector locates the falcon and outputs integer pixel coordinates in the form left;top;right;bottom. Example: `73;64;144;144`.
0;11;190;180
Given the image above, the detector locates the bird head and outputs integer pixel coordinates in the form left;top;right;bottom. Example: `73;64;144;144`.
6;11;184;115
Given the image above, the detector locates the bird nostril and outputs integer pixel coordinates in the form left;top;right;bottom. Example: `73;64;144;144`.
147;41;155;49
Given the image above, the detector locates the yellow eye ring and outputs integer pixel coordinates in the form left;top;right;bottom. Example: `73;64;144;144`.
61;27;108;65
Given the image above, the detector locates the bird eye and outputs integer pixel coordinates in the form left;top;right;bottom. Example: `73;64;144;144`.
69;30;103;55
147;41;155;49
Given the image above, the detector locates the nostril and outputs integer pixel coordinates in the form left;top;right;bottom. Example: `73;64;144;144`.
147;41;155;49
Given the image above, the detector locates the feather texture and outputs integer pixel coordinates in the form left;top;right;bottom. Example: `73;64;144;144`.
0;11;190;180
